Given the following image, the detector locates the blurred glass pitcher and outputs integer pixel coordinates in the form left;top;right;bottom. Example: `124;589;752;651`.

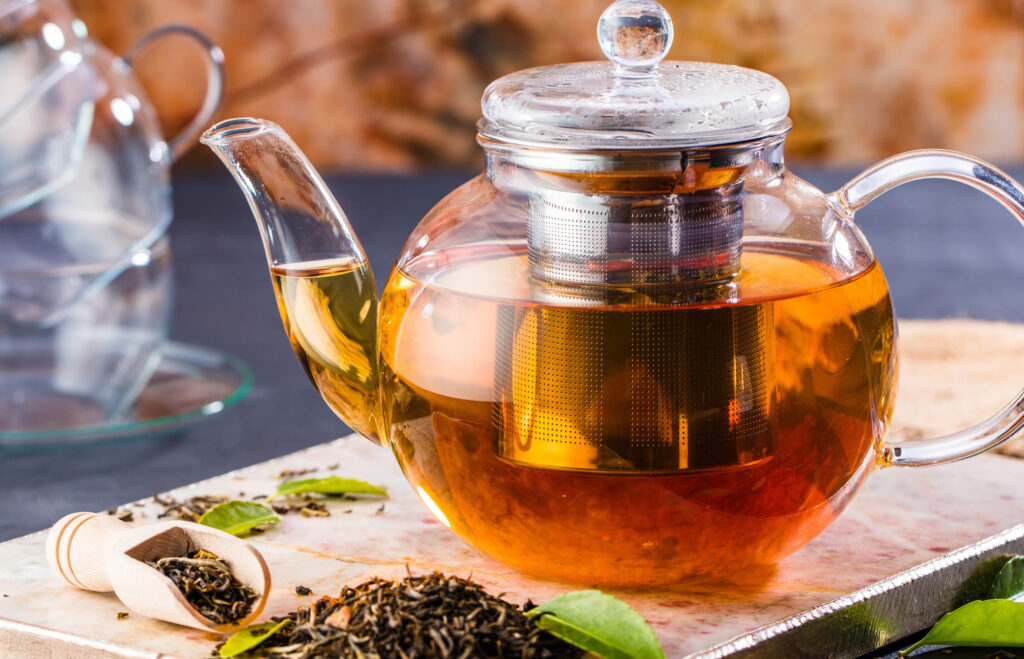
0;0;224;431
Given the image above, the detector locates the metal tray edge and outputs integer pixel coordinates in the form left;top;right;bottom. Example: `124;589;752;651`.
692;523;1024;658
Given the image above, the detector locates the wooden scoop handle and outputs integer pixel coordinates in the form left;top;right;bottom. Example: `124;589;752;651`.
46;512;130;592
46;513;272;632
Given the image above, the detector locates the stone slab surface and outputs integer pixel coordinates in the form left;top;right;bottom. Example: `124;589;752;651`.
3;432;1024;658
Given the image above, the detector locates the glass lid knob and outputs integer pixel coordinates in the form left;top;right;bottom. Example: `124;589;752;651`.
597;0;673;74
478;0;790;149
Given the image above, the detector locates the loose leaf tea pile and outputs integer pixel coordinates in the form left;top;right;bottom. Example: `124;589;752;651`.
216;572;583;658
150;548;258;625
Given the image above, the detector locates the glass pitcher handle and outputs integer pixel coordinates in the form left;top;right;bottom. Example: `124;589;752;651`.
830;149;1024;466
124;25;225;162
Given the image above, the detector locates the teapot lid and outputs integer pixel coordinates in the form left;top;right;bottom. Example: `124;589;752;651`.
478;0;790;150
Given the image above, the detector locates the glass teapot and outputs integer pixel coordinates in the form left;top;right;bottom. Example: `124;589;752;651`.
203;0;1024;585
0;0;223;430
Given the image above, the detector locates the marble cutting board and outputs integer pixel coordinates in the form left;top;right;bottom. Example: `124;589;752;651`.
3;434;1024;659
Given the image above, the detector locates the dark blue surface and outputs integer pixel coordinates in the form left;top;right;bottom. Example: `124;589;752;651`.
2;165;1023;541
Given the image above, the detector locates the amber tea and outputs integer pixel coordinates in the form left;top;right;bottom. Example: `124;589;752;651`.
273;244;895;585
271;259;381;442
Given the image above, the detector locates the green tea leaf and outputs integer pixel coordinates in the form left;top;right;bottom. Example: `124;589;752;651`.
526;590;665;659
271;477;387;500
199;501;280;536
219;619;292;658
900;600;1024;655
989;556;1024;601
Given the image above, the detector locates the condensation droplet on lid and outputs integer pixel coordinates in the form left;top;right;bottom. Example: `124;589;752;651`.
110;98;134;127
58;50;81;67
131;249;152;267
149;141;169;163
41;23;66;51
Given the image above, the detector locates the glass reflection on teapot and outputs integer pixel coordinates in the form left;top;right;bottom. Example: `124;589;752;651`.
204;0;1024;585
0;0;223;431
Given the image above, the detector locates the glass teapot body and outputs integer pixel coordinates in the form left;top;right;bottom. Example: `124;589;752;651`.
204;0;1024;585
379;137;896;584
215;124;897;584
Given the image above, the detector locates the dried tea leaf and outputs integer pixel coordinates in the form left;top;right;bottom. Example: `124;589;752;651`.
271;477;387;500
900;600;1024;655
324;605;351;629
526;590;665;659
154;494;230;522
199;501;280;536
218;619;292;658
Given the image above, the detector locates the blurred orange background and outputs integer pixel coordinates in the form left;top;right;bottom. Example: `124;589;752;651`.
73;0;1024;171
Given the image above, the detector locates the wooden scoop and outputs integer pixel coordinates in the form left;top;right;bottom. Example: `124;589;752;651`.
46;512;271;632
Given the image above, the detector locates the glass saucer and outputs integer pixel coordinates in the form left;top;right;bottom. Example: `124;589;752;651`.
0;342;252;451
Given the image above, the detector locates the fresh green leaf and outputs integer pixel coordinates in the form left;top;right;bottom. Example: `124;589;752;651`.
271;477;387;500
199;501;280;536
525;590;665;659
989;556;1024;601
900;600;1024;655
219;619;292;658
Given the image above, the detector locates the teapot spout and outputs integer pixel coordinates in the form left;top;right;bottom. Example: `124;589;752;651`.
202;118;383;444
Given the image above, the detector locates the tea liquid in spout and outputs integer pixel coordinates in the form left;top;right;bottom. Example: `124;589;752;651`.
271;257;382;443
203;119;385;443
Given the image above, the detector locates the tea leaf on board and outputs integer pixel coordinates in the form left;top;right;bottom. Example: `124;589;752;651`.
900;600;1024;655
988;556;1024;601
271;477;387;500
218;619;292;658
525;590;665;659
199;501;280;536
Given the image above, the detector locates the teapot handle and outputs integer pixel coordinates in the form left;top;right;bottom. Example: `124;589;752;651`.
124;25;225;162
829;149;1024;467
